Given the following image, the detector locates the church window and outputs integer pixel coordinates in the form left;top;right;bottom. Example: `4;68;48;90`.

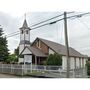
26;30;28;34
37;40;41;49
21;30;23;34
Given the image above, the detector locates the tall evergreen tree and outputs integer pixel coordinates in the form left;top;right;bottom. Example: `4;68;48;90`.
0;27;9;62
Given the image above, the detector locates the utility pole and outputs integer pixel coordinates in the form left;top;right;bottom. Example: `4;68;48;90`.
64;12;70;78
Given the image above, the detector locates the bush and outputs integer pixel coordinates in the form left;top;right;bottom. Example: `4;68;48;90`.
46;53;62;66
6;54;18;64
86;61;90;75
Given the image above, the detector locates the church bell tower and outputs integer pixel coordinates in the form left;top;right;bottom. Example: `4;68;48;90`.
19;18;31;63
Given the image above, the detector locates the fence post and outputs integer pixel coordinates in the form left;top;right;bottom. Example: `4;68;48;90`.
31;62;32;73
21;65;24;76
44;66;46;72
85;66;87;78
73;69;76;78
2;64;3;73
59;68;61;77
11;64;13;74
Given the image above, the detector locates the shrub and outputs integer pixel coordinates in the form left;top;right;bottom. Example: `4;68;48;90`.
6;54;18;64
86;61;90;75
46;53;62;66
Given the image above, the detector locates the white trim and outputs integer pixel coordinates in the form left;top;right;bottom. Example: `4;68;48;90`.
22;47;32;55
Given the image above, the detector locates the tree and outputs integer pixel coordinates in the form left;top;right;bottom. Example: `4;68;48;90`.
46;53;62;66
6;46;19;64
88;57;90;61
0;28;9;62
14;46;19;62
14;46;19;57
6;54;18;64
86;61;90;75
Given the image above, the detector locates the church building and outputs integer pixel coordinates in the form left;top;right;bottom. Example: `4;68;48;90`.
19;18;88;70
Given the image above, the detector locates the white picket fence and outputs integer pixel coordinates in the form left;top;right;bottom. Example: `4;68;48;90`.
0;64;87;78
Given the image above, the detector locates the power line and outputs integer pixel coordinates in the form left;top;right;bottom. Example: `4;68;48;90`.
6;18;64;38
7;17;64;38
30;12;90;30
30;12;74;27
6;31;19;36
7;33;20;38
31;13;64;27
6;13;64;36
6;12;90;38
6;12;74;37
76;18;90;30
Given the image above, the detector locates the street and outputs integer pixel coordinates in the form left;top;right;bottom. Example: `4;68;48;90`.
0;74;19;78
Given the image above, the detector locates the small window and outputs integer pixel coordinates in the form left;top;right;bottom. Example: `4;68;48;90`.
21;30;23;34
37;40;41;48
26;30;28;34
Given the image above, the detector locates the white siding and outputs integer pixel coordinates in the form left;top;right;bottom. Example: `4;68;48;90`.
20;29;30;41
76;58;80;68
22;48;32;55
81;58;83;68
25;29;30;41
19;45;24;54
49;48;55;54
70;57;74;69
19;44;30;54
62;56;75;70
61;55;87;70
25;44;30;47
62;56;67;70
20;33;24;41
83;58;87;67
62;56;86;70
19;58;24;63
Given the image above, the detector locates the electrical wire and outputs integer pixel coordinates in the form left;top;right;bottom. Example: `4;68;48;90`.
6;12;74;37
76;18;90;30
6;13;64;36
7;33;20;38
6;12;90;38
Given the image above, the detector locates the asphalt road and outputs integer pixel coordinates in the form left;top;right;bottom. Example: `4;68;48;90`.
0;74;20;78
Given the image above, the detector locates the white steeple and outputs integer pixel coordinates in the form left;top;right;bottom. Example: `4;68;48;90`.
19;18;31;46
19;16;31;63
19;15;31;56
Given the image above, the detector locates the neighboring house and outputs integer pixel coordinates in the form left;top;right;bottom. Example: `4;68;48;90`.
19;19;88;70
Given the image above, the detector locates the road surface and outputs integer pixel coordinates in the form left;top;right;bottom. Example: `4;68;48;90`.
0;74;20;78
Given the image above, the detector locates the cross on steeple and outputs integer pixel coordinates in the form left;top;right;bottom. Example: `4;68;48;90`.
19;13;31;43
20;13;30;29
24;13;26;20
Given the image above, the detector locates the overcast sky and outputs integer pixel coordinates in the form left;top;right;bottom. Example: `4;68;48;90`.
0;0;90;56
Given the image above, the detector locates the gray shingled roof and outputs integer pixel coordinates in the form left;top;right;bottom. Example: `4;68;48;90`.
27;46;47;57
22;19;28;28
38;38;87;58
20;19;31;30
